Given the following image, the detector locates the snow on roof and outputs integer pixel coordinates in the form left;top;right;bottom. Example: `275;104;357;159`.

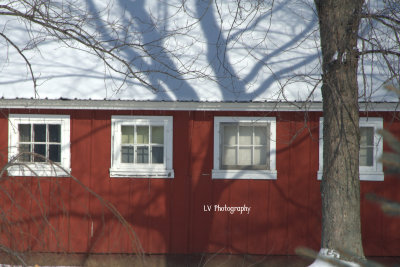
0;0;398;102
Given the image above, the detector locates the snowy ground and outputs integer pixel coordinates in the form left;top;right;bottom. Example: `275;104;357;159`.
308;249;363;267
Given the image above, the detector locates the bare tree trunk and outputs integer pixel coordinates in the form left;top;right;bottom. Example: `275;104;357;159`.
315;0;365;261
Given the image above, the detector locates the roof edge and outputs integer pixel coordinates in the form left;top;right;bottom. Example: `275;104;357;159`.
0;99;399;112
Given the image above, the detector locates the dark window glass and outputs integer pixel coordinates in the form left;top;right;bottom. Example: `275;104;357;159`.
34;124;46;142
137;147;149;163
121;146;134;163
49;144;61;162
49;124;61;142
19;144;31;162
152;147;164;163
19;124;31;142
34;144;46;162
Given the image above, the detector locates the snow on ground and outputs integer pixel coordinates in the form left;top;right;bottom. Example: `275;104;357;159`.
308;249;360;267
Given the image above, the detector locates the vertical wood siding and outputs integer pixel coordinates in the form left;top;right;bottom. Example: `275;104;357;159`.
0;109;399;256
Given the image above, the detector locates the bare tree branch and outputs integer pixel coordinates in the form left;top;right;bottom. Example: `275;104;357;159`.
0;32;38;97
358;49;400;57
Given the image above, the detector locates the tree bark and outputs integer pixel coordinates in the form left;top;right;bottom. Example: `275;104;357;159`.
315;0;365;261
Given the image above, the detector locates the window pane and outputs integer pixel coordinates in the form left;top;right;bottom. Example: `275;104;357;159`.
239;126;252;145
49;124;61;143
19;144;31;162
222;146;236;166
121;146;134;163
137;146;149;163
360;127;374;146
49;144;61;162
121;126;134;144
137;126;149;144
238;147;252;165
360;147;373;166
19;124;31;142
34;124;46;142
151;126;164;144
34;144;46;162
223;124;237;145
152;146;164;163
254;126;268;145
254;146;268;166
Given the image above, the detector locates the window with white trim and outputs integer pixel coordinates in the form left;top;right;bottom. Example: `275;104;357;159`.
110;116;174;178
8;114;71;177
212;117;277;179
317;117;384;181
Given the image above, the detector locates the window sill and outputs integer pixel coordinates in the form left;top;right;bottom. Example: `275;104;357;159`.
7;164;71;177
317;171;384;181
212;169;277;180
110;168;175;178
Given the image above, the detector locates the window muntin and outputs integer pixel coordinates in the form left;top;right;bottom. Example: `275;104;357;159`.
18;124;62;163
120;125;164;164
8;115;70;177
220;123;270;170
212;117;277;180
317;117;384;181
110;116;174;178
359;127;374;166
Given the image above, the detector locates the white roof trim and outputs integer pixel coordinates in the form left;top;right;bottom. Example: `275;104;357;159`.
0;99;399;112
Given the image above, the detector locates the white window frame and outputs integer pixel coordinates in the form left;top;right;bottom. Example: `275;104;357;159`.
212;117;277;179
317;117;384;181
110;116;174;178
8;114;71;177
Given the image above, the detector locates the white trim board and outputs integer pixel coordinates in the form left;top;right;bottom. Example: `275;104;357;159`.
8;114;71;177
0;99;399;112
212;116;277;180
109;115;174;178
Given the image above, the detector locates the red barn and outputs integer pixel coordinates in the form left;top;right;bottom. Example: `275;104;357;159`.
0;100;399;257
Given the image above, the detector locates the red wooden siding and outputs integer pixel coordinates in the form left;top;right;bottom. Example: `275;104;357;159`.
0;109;399;256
